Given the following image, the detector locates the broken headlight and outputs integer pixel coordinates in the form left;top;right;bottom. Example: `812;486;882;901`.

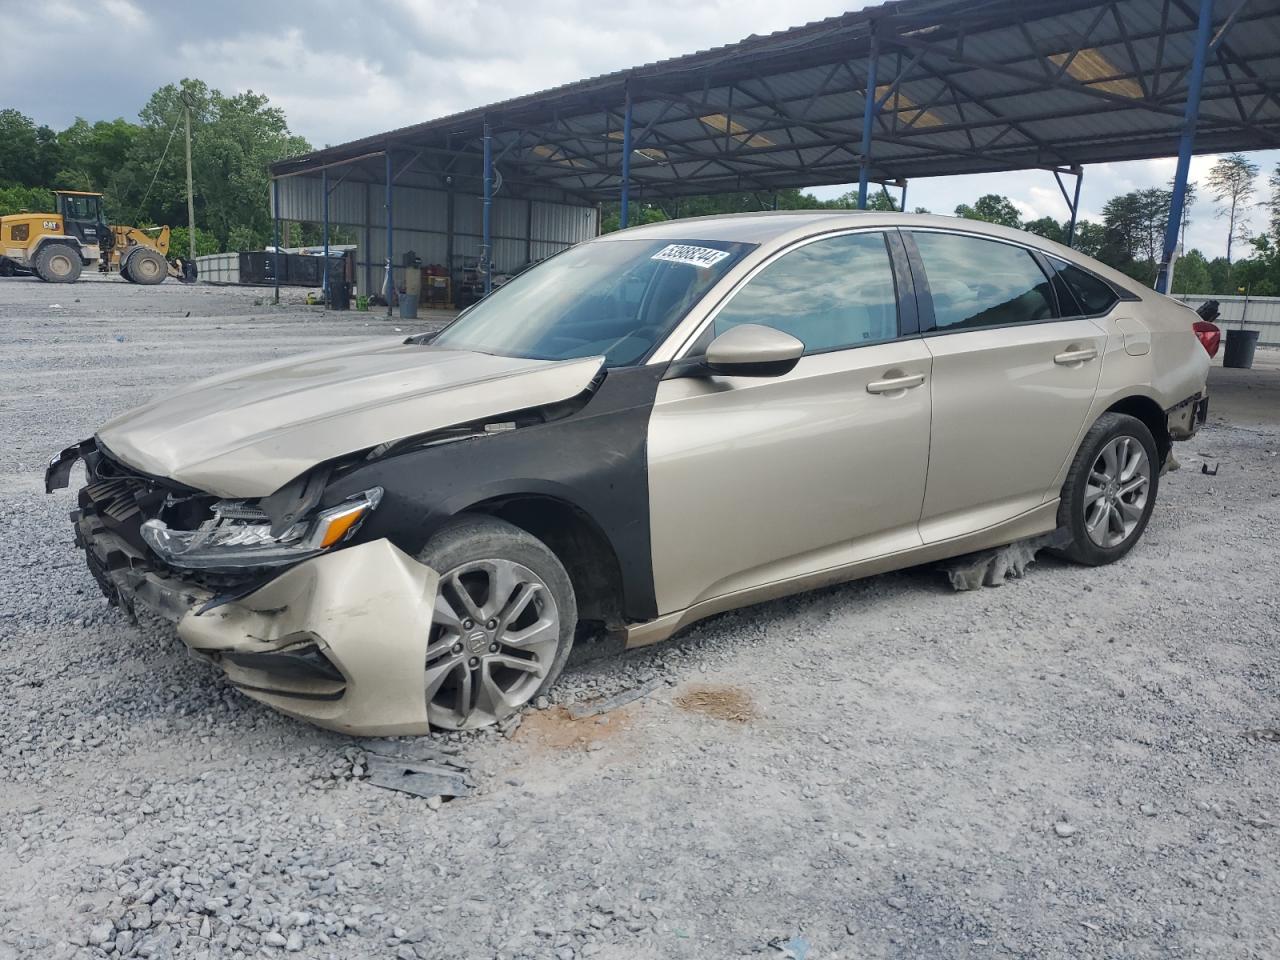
140;487;383;571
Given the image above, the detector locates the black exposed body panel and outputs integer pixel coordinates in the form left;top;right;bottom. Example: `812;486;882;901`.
322;363;667;622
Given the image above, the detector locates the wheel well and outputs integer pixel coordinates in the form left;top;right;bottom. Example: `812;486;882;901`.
34;236;82;258
464;496;626;633
1105;395;1170;460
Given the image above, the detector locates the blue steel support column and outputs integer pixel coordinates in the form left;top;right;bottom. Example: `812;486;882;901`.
384;149;393;317
322;169;330;306
1067;169;1083;246
620;84;633;230
272;178;280;305
1156;0;1214;294
483;121;493;297
857;27;880;210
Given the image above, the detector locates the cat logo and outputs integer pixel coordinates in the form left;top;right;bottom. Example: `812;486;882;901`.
42;220;59;230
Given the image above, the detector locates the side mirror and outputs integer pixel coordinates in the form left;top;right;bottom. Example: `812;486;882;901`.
704;323;804;378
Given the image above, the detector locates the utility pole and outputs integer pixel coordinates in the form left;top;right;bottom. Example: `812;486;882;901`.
182;92;196;266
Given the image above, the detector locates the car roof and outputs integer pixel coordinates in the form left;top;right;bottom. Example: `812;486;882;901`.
596;210;1151;301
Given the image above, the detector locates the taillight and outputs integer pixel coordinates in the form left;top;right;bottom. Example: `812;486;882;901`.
1193;320;1220;359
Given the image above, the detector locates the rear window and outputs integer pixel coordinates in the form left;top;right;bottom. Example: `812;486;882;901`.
1048;258;1121;316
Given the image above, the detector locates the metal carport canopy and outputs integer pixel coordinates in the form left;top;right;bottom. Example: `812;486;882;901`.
270;0;1280;201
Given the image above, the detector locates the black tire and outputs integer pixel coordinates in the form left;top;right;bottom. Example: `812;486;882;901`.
416;514;576;729
124;248;166;285
119;259;134;283
1057;412;1160;566
34;243;82;283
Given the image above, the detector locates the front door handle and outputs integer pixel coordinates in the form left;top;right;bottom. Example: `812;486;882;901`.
1054;346;1098;365
866;372;926;394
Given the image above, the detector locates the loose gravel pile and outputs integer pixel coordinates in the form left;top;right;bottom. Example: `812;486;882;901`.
2;276;1278;959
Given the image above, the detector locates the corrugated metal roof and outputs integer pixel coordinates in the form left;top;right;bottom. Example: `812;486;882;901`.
271;0;1280;199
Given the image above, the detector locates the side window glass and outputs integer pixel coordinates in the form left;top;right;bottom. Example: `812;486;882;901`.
712;232;898;354
913;232;1058;331
1049;258;1120;316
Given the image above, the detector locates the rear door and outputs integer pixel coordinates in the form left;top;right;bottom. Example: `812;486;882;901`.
906;229;1106;542
646;229;934;615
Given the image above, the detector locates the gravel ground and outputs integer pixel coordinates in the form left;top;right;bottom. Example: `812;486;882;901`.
1;274;1278;960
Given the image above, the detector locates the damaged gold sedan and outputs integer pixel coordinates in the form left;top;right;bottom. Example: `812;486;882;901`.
47;213;1211;735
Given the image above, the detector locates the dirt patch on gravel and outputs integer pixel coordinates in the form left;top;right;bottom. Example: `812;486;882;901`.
515;705;634;751
673;684;757;722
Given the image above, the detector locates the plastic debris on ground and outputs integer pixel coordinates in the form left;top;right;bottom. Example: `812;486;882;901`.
357;738;472;801
567;677;665;719
767;934;811;959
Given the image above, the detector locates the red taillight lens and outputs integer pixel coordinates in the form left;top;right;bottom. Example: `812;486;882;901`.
1193;320;1220;359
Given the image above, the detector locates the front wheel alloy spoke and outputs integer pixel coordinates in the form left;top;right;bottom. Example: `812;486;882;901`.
424;557;561;730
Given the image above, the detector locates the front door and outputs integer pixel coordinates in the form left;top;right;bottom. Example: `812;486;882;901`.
647;229;934;615
906;229;1106;542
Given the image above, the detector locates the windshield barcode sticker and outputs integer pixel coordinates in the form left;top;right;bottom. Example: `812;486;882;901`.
651;244;731;268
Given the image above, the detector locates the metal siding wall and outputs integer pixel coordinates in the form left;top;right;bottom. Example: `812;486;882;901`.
273;174;594;287
274;176;367;225
1175;295;1280;347
193;253;240;283
531;201;597;243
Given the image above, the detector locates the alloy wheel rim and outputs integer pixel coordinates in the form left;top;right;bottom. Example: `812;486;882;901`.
424;558;559;729
1084;435;1150;548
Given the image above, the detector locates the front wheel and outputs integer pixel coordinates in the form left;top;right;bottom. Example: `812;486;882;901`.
1057;412;1159;566
416;515;576;730
124;248;167;285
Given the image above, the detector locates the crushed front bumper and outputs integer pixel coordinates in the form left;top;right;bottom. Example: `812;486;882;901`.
76;510;439;735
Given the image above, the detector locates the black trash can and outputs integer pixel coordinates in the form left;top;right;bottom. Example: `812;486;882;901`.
330;281;352;311
1223;328;1259;369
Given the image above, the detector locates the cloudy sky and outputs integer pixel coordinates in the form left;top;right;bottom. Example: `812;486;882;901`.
5;0;1277;258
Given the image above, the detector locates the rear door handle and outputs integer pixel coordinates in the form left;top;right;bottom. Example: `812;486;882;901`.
1054;347;1097;365
866;372;926;394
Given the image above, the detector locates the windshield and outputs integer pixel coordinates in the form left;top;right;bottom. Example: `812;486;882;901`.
432;238;755;367
61;195;103;222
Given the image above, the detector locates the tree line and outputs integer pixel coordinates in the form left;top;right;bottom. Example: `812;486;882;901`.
3;79;1278;295
0;79;312;256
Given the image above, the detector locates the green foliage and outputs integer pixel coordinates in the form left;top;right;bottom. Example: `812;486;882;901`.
1071;221;1105;259
1170;248;1210;295
1023;216;1066;244
1205;153;1259;272
169;226;221;258
953;194;1022;228
0;184;56;216
0;80;309;255
0;109;61;187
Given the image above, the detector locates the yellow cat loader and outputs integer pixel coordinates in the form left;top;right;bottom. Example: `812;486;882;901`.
0;190;194;284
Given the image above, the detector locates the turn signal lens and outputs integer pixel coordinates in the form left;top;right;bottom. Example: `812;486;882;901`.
317;503;370;548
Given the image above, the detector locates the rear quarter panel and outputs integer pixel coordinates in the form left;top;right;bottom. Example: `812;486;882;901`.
1044;293;1210;498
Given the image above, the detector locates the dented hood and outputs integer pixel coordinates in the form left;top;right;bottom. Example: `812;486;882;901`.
97;336;605;498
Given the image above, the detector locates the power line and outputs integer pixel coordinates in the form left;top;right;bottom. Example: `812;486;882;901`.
131;111;183;225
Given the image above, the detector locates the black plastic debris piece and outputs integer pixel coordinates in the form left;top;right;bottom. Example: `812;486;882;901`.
567;677;665;720
1242;728;1280;743
1201;461;1219;476
363;754;472;801
356;737;467;769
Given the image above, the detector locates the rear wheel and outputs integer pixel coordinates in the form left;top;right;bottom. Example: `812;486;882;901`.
416;515;576;730
34;243;82;283
1057;412;1159;566
124;248;166;285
